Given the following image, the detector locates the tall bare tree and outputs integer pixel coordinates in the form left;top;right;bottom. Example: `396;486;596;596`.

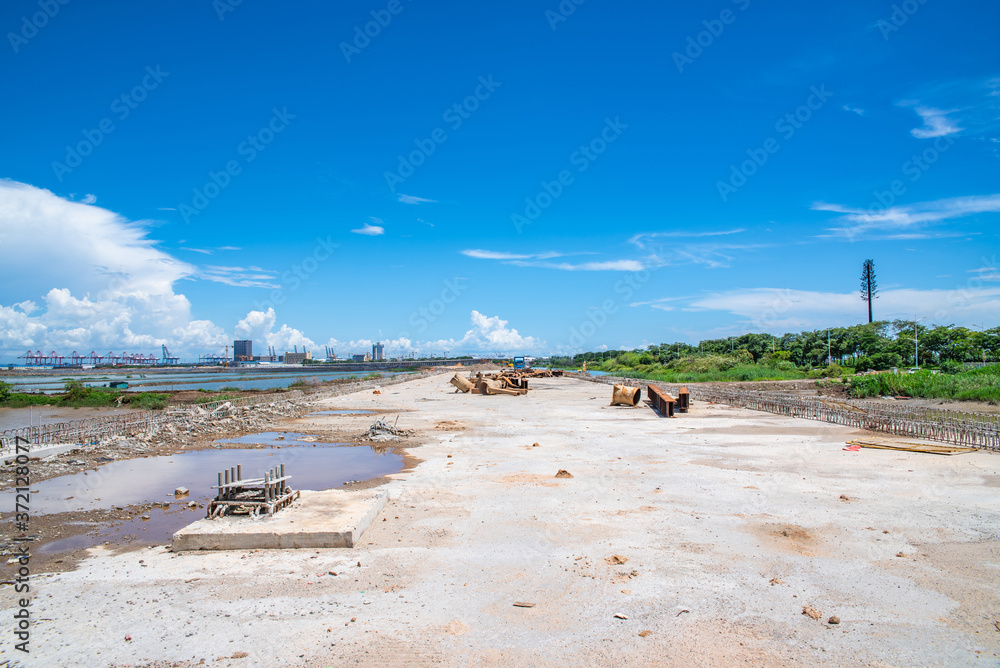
860;259;878;323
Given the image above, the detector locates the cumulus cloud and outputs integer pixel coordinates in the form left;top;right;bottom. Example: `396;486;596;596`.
235;308;318;353
0;181;227;357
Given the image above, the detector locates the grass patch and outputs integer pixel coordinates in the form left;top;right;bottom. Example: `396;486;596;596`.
0;380;169;410
848;365;1000;403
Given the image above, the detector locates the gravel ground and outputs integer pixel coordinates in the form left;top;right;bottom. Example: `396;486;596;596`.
1;375;998;667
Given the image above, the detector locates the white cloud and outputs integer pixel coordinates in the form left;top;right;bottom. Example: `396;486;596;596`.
352;218;385;236
234;308;318;353
80;194;97;204
421;310;543;354
181;247;213;255
201;265;280;289
815;194;1000;238
461;249;562;261
842;105;865;116
462;249;638;271
0;181;238;358
511;260;645;272
683;286;1000;331
397;194;436;204
628;229;746;249
909;105;962;138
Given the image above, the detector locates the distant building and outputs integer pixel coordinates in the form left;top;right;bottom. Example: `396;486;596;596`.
233;340;252;362
352;353;371;362
372;342;385;361
284;351;312;364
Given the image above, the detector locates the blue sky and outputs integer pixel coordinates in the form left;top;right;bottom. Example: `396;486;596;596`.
1;0;999;360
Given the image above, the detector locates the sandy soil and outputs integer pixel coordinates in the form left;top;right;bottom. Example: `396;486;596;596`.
1;375;998;667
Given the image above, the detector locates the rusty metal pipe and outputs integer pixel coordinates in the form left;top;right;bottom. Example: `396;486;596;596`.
611;384;642;407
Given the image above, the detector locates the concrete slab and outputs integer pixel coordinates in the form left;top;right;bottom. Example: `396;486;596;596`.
171;488;387;551
3;442;81;464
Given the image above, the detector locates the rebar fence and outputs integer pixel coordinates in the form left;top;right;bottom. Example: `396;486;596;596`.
0;369;452;457
570;373;1000;452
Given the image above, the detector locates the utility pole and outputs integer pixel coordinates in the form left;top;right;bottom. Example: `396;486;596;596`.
827;330;832;366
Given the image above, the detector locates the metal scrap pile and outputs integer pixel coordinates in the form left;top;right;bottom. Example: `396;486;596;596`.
449;368;563;397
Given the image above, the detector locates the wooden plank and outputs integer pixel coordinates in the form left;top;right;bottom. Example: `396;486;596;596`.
846;439;978;455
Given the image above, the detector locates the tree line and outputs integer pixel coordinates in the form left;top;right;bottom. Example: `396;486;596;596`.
550;321;1000;372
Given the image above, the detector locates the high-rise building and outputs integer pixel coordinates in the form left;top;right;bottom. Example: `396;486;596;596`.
372;342;385;361
233;340;252;361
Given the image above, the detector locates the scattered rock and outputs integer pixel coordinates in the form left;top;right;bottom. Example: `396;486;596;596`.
769;577;784;586
554;469;573;479
328;571;337;576
802;606;822;620
174;487;189;497
532;442;541;447
231;652;249;659
828;616;840;625
895;552;907;558
513;601;535;608
187;501;198;508
638;630;652;637
614;613;628;619
140;514;150;521
606;555;628;565
124;634;132;641
839;494;850;502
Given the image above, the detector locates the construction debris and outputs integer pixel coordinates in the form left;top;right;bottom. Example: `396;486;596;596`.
845;438;978;455
646;384;676;417
363;417;412;441
611;384;642;407
207;463;300;519
450;374;475;393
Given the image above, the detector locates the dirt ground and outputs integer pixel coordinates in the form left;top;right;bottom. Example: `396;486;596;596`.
1;375;998;667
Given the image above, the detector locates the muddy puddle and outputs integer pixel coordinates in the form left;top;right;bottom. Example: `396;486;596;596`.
4;436;404;557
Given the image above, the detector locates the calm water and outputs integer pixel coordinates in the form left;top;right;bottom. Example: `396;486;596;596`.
1;369;404;393
11;435;402;515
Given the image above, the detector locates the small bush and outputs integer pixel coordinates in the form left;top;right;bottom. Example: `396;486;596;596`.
0;381;10;403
